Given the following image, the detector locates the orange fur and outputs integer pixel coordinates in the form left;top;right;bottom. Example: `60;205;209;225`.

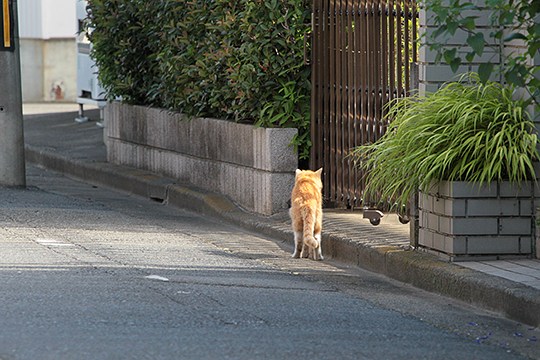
289;168;323;260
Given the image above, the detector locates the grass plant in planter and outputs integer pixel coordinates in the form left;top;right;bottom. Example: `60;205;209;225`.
352;74;539;260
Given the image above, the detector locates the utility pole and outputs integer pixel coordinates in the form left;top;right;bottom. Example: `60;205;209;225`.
0;0;25;187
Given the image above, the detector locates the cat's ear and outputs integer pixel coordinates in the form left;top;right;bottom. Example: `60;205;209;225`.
295;169;302;176
315;168;323;176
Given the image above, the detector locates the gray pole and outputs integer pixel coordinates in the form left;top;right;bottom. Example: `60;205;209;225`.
0;0;25;187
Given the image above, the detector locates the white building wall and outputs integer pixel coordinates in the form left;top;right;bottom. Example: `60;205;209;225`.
18;0;43;38
41;0;77;38
19;0;76;39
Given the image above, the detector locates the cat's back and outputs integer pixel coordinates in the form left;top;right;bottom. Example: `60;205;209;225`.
291;169;323;204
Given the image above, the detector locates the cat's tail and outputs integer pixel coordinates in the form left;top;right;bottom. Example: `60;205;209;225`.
302;206;319;249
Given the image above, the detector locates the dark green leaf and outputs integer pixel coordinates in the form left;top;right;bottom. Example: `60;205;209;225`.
478;63;494;83
467;33;485;56
492;29;504;40
531;23;540;38
505;69;526;87
503;32;528;42
432;25;447;39
460;17;476;30
443;48;457;64
499;11;515;25
447;21;459;36
527;43;540;63
450;57;462;72
458;3;477;10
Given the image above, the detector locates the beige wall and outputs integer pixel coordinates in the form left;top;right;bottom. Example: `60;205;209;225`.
20;38;77;102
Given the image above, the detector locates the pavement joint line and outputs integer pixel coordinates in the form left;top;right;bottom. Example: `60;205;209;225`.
24;144;540;327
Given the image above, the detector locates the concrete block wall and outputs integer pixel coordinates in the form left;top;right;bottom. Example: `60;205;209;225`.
419;0;505;93
104;102;298;215
418;181;534;261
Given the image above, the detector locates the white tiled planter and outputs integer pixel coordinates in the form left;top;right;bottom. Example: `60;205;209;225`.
418;181;535;261
104;102;298;215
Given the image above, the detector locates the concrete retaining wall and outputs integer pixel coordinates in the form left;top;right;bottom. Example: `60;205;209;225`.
104;102;298;215
419;181;535;261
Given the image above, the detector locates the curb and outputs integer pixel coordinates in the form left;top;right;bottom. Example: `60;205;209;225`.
25;145;540;327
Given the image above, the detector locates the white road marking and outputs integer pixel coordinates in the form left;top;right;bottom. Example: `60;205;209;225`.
35;238;75;247
144;275;169;282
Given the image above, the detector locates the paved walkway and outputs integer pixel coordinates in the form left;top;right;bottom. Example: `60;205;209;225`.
459;260;540;290
21;102;540;327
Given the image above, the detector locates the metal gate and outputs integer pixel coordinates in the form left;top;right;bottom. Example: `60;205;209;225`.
309;0;418;208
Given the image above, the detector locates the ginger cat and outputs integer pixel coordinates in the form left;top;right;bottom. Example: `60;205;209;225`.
290;168;323;260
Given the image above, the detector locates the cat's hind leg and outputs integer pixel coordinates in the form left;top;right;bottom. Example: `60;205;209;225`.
312;232;323;261
300;242;311;258
292;231;303;258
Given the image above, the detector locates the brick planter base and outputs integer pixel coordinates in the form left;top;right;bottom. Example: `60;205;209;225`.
418;181;535;261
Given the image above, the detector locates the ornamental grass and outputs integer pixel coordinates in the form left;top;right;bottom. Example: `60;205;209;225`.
352;74;538;209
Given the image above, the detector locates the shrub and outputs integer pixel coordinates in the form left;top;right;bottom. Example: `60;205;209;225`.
351;74;539;209
85;0;311;159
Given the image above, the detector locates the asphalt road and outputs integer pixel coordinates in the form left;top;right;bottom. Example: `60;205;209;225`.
0;165;538;360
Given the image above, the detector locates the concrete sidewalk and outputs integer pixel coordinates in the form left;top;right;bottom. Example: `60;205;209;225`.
22;103;540;327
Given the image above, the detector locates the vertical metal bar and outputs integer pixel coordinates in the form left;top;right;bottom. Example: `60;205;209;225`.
404;0;411;93
337;0;344;205
374;0;382;141
396;0;403;97
343;0;350;206
323;0;335;200
359;0;368;204
381;0;388;128
310;0;316;170
320;0;325;175
370;0;377;145
388;0;395;102
335;0;343;205
412;0;417;64
327;0;334;203
354;0;363;207
369;0;375;145
318;0;324;173
355;0;361;207
365;0;371;149
316;0;322;187
311;0;322;171
339;0;347;206
346;0;355;206
411;0;418;92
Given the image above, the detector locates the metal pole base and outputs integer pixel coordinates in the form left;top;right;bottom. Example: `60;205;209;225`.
75;103;89;123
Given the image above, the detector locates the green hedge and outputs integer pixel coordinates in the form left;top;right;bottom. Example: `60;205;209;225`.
86;0;311;159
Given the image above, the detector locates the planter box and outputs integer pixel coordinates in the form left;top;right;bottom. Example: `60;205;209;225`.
418;181;535;261
104;102;298;215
